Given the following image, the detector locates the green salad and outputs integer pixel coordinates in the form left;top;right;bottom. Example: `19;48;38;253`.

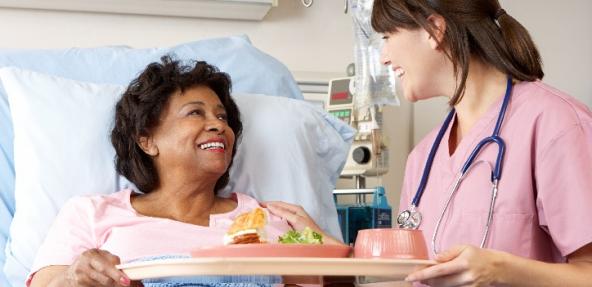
278;227;323;244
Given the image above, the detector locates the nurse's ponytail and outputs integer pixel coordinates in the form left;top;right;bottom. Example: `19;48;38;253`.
372;0;544;105
495;9;544;81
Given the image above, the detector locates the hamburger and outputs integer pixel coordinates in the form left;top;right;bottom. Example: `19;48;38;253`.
224;208;267;245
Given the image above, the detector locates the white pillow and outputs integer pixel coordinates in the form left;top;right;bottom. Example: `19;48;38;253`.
1;68;125;285
0;67;353;286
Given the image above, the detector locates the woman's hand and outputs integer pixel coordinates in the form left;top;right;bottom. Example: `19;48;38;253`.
406;245;506;287
261;201;322;232
261;201;344;245
64;248;131;287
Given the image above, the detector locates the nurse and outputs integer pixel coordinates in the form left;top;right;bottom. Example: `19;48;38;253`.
371;0;592;286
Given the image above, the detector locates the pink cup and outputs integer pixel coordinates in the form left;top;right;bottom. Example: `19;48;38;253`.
354;228;428;259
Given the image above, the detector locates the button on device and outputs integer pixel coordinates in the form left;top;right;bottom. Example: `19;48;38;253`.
352;146;371;164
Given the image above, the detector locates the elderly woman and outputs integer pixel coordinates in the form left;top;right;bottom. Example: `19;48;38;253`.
27;56;339;287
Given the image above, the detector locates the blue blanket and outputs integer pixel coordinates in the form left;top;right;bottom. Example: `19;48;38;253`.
132;255;280;287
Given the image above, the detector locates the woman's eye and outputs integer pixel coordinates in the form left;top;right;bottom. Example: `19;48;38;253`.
188;109;203;116
217;114;228;121
381;35;389;40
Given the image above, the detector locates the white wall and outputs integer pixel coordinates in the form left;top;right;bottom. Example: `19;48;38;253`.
0;1;355;73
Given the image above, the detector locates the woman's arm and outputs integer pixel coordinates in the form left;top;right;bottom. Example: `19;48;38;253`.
406;243;592;286
30;265;69;287
29;249;132;287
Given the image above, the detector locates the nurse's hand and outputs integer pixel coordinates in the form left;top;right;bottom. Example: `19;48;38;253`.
405;245;505;287
261;201;344;246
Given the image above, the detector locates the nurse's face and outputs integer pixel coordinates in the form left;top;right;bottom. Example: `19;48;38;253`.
380;25;452;102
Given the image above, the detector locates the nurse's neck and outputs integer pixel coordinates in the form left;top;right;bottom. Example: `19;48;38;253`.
448;59;508;155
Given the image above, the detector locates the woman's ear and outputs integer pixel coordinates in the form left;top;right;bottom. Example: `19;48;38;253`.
137;136;159;156
426;14;447;50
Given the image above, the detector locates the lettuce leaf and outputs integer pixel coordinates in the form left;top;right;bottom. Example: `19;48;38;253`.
278;227;323;244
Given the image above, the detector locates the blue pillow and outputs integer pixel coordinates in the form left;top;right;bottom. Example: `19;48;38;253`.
0;35;302;286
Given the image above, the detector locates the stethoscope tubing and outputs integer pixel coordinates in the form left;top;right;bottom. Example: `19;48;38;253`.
414;75;512;207
411;110;455;208
430;160;500;255
400;76;513;253
461;76;512;180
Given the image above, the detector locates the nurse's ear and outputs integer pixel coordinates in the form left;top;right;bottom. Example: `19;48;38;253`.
426;14;447;50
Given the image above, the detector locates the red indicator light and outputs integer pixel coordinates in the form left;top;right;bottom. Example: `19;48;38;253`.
332;92;348;100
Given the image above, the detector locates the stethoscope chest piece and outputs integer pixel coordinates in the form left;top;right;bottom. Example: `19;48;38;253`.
397;207;422;229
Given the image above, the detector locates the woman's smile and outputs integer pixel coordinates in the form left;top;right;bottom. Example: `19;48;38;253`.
197;138;226;153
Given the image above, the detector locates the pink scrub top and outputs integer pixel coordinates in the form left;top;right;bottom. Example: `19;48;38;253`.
400;81;592;262
27;190;292;285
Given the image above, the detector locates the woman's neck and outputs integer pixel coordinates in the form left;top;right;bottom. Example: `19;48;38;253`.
449;60;508;155
133;176;227;225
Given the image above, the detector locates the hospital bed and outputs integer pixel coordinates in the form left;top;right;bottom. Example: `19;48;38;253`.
0;35;354;286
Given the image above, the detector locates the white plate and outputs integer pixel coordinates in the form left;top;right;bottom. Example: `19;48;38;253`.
117;257;435;280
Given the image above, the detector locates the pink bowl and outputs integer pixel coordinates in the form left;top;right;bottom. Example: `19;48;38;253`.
354;228;428;259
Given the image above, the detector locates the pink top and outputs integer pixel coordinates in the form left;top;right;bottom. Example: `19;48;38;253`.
400;81;592;262
27;190;292;285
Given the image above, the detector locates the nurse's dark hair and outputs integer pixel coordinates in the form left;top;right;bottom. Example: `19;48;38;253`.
371;0;544;105
110;55;242;194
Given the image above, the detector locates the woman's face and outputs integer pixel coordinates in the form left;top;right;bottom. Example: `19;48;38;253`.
149;86;235;179
380;27;452;102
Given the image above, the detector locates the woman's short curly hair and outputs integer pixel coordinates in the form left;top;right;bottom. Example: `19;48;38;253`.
111;55;242;194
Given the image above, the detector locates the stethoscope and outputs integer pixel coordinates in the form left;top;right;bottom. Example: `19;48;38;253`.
397;76;512;255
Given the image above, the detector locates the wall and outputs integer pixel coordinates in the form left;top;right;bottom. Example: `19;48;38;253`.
0;1;355;73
